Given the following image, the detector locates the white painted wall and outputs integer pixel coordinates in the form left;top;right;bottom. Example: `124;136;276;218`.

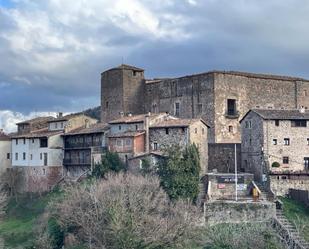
0;140;12;172
48;121;67;131
12;136;63;167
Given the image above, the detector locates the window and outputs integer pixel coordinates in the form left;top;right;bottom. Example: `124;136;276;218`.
23;138;26;144
23;152;26;160
135;125;138;130
291;120;307;127
133;71;137;76
7;153;10;160
55;123;58;129
182;127;185;133
126;139;131;146
154;142;158;150
202;128;205;135
228;126;233;133
165;128;169;135
116;140;122;146
106;101;109;108
174;102;180;117
16;139;18;145
40;138;48;148
307;138;309;145
284;138;290;146
283;157;289;164
32;139;34;143
61;122;63;128
275;120;280;126
245;121;252;129
30;154;33;160
304;157;309;170
119;125;121;130
304;90;307;96
42;168;46;175
40;153;42;160
195;128;198;134
15;153;18;160
227;99;237;116
272;139;277;145
249;138;252;145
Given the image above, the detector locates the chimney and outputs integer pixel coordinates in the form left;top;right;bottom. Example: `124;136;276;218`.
145;114;150;153
58;112;63;118
299;106;306;113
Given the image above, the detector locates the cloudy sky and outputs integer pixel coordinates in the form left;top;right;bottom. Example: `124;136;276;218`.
1;0;309;131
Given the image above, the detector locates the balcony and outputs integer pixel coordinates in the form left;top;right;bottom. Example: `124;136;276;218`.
225;110;240;119
63;158;91;166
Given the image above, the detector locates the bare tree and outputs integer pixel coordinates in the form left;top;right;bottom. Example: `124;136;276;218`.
49;173;201;249
0;168;23;200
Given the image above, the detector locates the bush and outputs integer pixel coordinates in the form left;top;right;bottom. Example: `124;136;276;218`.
92;151;125;178
47;217;64;249
49;173;200;249
158;144;201;201
272;162;280;168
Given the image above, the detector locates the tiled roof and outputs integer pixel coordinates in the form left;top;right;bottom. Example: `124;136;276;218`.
16;116;55;125
48;113;95;123
241;109;309;122
108;131;145;138
109;113;166;124
11;128;63;138
103;64;144;73
63;123;109;136
150;118;209;128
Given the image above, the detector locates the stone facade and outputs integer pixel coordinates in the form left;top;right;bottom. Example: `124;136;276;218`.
208;143;241;173
101;65;309;143
270;174;309;196
0;130;11;173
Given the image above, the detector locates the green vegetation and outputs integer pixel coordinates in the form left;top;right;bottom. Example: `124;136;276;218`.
158;144;201;201
271;162;280;168
0;190;61;248
280;197;309;242
92;151;125;178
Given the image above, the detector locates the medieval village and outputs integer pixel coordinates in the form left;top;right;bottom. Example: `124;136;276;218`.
1;0;309;248
0;64;308;248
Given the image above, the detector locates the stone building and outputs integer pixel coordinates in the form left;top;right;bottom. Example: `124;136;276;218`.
240;109;309;195
101;65;309;144
0;129;11;173
107;113;209;173
11;113;97;191
63;123;108;178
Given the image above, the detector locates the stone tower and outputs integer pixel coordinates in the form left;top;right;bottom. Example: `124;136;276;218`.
101;64;145;123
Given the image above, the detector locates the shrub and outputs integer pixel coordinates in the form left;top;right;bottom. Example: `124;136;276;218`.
92;151;125;178
158;144;201;201
272;162;280;168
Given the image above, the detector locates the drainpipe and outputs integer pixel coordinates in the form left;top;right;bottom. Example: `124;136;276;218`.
145;113;150;153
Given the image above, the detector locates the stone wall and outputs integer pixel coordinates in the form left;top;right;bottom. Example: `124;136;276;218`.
208;143;241;173
205;173;254;200
204;201;276;225
270;175;309;196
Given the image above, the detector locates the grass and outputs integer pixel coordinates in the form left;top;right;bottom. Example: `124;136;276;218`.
279;197;309;242
0;189;62;248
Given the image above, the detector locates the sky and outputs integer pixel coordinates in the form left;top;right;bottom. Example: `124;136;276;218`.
1;0;309;132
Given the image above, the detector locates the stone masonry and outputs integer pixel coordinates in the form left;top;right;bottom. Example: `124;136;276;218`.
101;64;309;143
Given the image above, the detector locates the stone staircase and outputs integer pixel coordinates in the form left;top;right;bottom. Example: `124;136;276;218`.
255;182;272;201
275;209;309;249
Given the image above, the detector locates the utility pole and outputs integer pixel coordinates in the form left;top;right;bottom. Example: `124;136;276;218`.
235;143;238;201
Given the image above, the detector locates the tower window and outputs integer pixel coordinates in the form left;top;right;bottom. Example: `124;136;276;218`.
284;138;290;146
272;139;277;145
165;128;169;135
227;99;237;116
275;120;280;126
174;102;180;117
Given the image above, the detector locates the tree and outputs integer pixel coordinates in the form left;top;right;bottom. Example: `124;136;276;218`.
92;151;125;178
158;144;201;202
49;173;200;249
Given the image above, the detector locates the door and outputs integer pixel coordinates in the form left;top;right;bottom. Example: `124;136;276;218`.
44;153;48;166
